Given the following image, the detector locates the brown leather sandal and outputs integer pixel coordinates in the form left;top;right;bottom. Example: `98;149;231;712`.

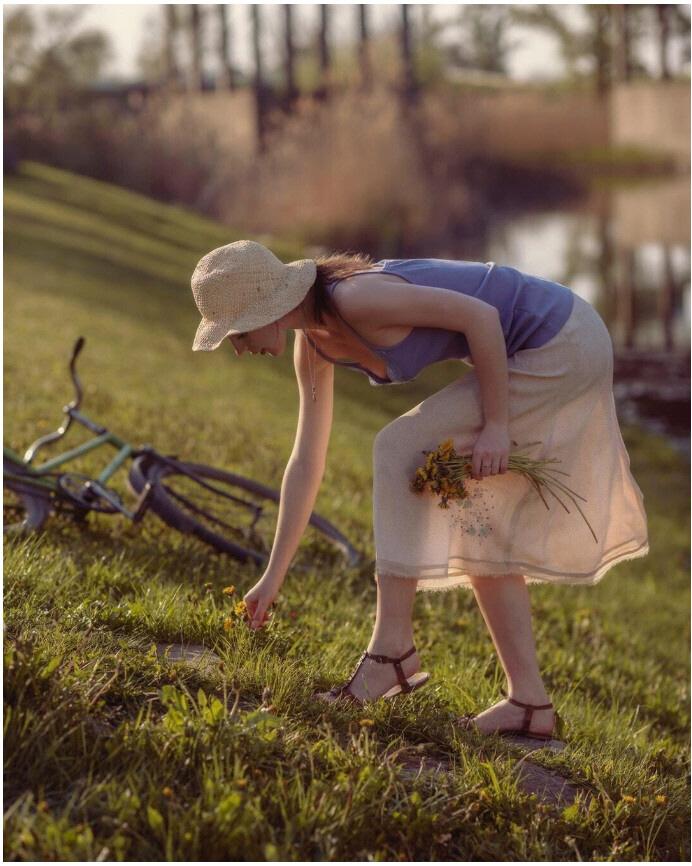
457;691;563;741
314;645;431;705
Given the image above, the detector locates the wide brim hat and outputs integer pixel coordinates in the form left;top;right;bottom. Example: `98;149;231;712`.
191;240;317;351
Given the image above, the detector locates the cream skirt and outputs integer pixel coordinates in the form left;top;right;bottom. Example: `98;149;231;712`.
372;293;650;593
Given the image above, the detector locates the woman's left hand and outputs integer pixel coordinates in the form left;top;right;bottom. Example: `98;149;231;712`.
471;422;511;480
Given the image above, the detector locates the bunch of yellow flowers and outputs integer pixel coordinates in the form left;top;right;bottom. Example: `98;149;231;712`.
410;437;598;543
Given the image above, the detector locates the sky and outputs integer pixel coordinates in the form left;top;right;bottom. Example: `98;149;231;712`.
77;3;570;83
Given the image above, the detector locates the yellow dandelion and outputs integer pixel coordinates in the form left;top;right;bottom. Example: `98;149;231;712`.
223;617;234;631
621;794;636;804
655;794;667;805
234;600;247;616
162;786;173;798
223;585;236;596
235;778;249;788
359;718;375;727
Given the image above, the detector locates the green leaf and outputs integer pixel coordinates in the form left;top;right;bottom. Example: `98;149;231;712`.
147;806;164;832
39;656;61;679
561;802;580;822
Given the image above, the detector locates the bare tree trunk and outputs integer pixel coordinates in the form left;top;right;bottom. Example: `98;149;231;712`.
189;4;203;91
399;4;418;105
164;5;179;87
657;4;672;80
357;5;372;91
251;4;267;153
217;5;235;90
283;4;297;110
613;4;632;83
593;4;611;97
315;4;331;101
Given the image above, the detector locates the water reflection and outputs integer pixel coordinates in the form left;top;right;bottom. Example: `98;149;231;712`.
483;179;690;355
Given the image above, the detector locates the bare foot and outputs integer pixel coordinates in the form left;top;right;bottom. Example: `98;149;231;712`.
468;698;555;737
315;648;422;703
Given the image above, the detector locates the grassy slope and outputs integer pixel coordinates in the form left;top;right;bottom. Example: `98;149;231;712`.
4;162;689;861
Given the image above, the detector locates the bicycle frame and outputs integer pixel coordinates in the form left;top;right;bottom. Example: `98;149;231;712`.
4;408;147;521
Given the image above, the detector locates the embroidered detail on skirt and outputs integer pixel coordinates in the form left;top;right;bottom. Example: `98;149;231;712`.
371;294;650;593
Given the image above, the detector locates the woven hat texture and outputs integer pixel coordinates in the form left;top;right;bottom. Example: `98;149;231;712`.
191;240;316;351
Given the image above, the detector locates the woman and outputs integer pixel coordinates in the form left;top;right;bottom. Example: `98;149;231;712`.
191;240;649;740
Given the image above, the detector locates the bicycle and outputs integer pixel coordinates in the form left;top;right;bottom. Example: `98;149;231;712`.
4;337;362;569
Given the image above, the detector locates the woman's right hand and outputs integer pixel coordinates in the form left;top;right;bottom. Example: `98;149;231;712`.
243;572;283;630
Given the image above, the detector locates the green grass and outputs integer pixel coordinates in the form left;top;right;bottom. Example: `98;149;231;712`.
4;161;690;861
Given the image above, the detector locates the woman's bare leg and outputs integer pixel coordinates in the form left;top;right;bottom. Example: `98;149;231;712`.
467;573;555;734
319;573;422;702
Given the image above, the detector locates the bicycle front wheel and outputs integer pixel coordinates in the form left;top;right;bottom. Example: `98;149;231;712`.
3;457;53;534
128;454;362;567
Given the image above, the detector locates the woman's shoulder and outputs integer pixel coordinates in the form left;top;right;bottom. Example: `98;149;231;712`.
330;269;409;304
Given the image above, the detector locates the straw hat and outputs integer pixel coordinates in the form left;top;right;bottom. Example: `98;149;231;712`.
191;240;317;351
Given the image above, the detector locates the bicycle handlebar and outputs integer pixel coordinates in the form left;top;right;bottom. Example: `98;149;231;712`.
68;337;85;411
23;337;87;464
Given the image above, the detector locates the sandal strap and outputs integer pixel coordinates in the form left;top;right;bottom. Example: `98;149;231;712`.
364;645;416;693
500;688;553;733
500;687;553;711
506;696;553;711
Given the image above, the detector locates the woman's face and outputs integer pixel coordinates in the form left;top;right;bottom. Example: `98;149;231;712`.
226;320;287;357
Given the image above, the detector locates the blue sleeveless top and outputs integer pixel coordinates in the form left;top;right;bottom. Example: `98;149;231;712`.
304;258;575;386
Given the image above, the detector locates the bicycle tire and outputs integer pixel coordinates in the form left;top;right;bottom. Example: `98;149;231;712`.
3;457;53;534
128;453;362;567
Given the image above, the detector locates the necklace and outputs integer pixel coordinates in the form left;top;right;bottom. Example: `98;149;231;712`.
300;305;318;402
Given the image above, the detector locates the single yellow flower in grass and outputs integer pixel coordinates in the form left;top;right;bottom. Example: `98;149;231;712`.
223;585;236;596
235;778;249;788
621;794;636;804
234;600;247;616
410;437;598;542
655;794;667;805
359;718;375;727
162;787;173;798
223;616;234;631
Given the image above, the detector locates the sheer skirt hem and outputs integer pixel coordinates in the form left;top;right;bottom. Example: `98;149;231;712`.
374;538;650;593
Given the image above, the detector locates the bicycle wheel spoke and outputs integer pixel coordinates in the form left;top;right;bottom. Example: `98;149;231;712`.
158;471;278;550
162;482;241;533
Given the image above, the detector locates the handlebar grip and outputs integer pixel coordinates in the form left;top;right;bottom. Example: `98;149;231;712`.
71;337;85;362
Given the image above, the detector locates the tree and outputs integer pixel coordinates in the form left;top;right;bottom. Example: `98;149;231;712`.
251;5;268;152
399;4;418;103
613;5;633;82
164;5;180;87
449;4;516;75
189;4;203;91
4;6;112;114
512;5;613;94
314;4;331;101
217;5;235;90
357;5;372;91
283;4;298;108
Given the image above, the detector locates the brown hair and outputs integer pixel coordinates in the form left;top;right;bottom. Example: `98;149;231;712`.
310;251;379;325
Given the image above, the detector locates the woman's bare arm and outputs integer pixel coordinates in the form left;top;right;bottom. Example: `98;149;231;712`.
263;330;335;581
